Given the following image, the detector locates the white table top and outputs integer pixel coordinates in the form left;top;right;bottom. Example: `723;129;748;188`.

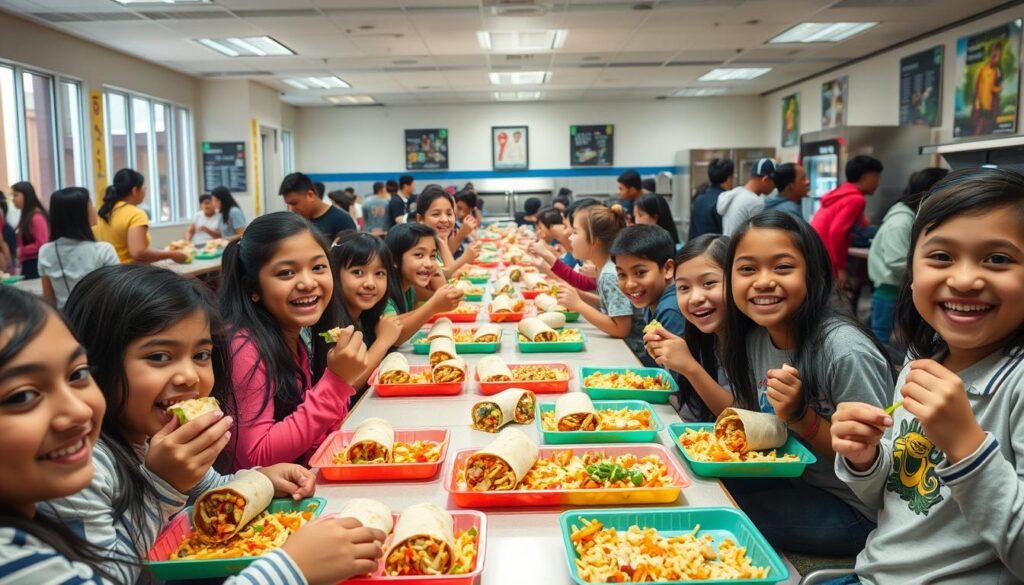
8;256;222;298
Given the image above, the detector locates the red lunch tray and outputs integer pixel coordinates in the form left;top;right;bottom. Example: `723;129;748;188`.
471;261;498;268
520;289;552;300
370;365;464;397
427;310;479;324
310;428;450;481
487;310;526;323
475;361;571;395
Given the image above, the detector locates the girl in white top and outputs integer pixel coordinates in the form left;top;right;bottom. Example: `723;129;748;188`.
37;188;118;309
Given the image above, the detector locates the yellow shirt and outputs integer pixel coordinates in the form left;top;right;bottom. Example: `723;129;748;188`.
93;201;149;263
975;64;1001;111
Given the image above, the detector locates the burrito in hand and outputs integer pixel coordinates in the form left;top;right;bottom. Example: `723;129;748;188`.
339;498;394;534
166;397;220;425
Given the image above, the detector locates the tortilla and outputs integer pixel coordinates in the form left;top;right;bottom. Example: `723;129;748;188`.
379;352;411;384
471;324;502;343
536;311;566;330
490;294;515;313
345;417;395;463
714;407;788;453
470;388;535;432
339;498;394;534
428;318;455;341
384;503;456;575
554;392;597;431
518;318;558;342
492;276;514;295
429;337;457;366
464;427;539;491
166;397;220;425
193;470;274;542
522;273;548;289
534;293;566;313
432;357;467;383
476;355;513;382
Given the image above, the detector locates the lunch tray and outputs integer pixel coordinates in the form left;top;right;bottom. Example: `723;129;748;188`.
460;274;491;284
427;310;479;324
370;365;465;397
488;310;526;323
536;400;664;444
445;443;689;508
521;288;554;301
668;423;817;478
1;275;25;285
462;292;484;302
559;507;789;584
311;428;450;481
471;261;499;268
518;329;587;353
194;251;223;260
144;497;327;580
579;366;678;404
408;330;501;354
474;361;572;395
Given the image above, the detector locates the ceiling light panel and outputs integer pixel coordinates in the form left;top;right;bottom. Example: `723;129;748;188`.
768;22;877;44
195;36;294;57
478;30;568;52
698;68;771;81
488;71;551;85
112;0;210;4
283;76;350;90
673;87;727;97
325;95;376;105
494;91;542;101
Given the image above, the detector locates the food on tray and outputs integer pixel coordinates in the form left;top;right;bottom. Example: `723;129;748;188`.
517;451;672;490
172;508;314;560
471;323;501;343
192;470;274;542
471;388;536;432
491;276;516;296
552;393;598;431
464;428;539;491
344;417;394;463
379;353;411;384
332;438;443;465
679;427;798;463
502;246;527;265
715;407;788;453
518;318;558;342
166;397;220;425
509;364;569;382
429;337;457;366
542;406;654;432
432;358;467;383
489;293;525;314
166;239;194;252
534;292;567;313
519;325;582;343
521;273;550;290
383;504;479;576
202;239;228;253
583;370;672;390
463;267;491;279
536;311;566;330
568;518;770;582
452;280;484;295
643;319;663;334
477;355;513;382
338;499;394;534
448;302;478;314
428;318;454;341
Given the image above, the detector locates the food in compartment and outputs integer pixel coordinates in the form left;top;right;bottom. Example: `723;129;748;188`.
343;417;394;464
470;388;536;433
552;393;598;432
429;337;457;366
517;317;558;342
542;406;654;432
489;293;525;314
383;504;479;576
192;470;274;542
432;358;467;383
378;353;412;384
582;370;672;390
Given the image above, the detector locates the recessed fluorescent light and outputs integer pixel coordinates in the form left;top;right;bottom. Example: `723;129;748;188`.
488;71;551;85
282;79;309;90
673;87;727;97
325;95;376;105
698;67;771;81
283;76;351;90
477;30;568;52
493;91;542;101
113;0;210;4
769;22;877;44
195;36;294;57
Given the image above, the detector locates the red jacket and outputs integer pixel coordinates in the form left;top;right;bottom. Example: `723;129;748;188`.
810;182;867;275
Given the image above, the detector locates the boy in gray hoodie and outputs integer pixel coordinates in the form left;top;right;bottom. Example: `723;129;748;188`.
716;158;776;235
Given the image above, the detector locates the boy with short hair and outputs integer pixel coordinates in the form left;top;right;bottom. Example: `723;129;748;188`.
362;181;392;235
185;193;220;244
279;172;356;239
616;169;643;220
610;224;686;340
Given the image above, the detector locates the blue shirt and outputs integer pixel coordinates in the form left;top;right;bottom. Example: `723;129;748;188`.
764;193;804;221
645;284;686;338
362;196;392;232
561;249;581;269
689;185;725;239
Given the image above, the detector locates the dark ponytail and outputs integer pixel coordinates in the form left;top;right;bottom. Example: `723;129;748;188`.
11;182;48;245
99;169;144;222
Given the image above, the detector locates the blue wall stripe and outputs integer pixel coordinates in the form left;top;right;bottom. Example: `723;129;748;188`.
309;165;685;182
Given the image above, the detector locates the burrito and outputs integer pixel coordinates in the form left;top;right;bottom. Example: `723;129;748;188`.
471;388;536;432
490;293;515;313
534;293;566;313
428;318;455;341
464;427;539;491
476;355;513;382
193;470;274;541
518;318;558;342
429;337;457;366
345;417;395;463
508;266;524;282
537;311;566;330
379;352;411;384
384;503;456;576
472;324;501;343
492;276;515;295
714;407;788;453
432;357;467;383
166;397;220;425
554;393;598;432
339;498;394;534
522;273;547;289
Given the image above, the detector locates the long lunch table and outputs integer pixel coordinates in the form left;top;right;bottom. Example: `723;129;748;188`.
9;256;223;297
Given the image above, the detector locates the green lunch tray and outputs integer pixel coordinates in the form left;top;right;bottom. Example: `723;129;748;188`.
194;251;223;260
536;400;664;444
518;329;587;353
668;423;817;478
579;366;678;404
461;275;490;284
463;292;484;302
409;330;501;354
1;275;25;285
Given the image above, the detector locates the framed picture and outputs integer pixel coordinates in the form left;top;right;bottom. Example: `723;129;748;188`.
900;46;943;127
492;126;529;170
569;124;614;167
405;128;449;170
821;76;848;128
954;19;1021;138
781;93;800;147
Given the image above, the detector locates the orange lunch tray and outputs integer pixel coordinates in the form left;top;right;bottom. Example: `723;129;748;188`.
370;365;464;397
470;261;498;268
520;289;551;300
474;361;572;395
427;310;479;324
487;310;526;323
445;443;690;508
311;428;450;482
345;510;487;585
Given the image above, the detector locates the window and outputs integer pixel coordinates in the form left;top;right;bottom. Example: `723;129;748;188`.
59;81;86;188
22;72;57;201
106;92;128;172
282;129;294;176
174;107;193;221
0;66;19;191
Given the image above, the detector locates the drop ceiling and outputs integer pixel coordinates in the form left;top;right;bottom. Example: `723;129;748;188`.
0;0;1010;106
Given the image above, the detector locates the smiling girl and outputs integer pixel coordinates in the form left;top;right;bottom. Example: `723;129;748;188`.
415;185;480;275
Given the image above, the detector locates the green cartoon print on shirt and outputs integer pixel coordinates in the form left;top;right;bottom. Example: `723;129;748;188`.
886;417;944;515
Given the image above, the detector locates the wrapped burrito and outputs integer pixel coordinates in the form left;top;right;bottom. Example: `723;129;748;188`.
476;355;513;382
339;498;394;534
522;273;547;289
166;397;220;424
472;324;501;343
464;427;539;491
345;417;395;463
428;318;455;341
379;352;411;384
714;407;788;453
537;311;566;330
432;357;467;383
193;470;274;541
489;293;514;313
508;266;524;282
429;337;457;366
492;276;515;295
554;393;598;431
453;279;473;292
384;503;456;576
471;388;536;432
518;318;558;342
534;293;566;313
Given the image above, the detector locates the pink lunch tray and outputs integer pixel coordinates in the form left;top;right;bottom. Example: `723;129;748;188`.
475;362;571;395
310;428;450;481
370;365;464;397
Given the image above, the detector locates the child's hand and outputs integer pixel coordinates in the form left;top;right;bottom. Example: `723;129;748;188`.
326;327;369;385
146;410;232;493
555;286;582;311
460;215;479;236
528;242;556;265
580;261;598;278
375;314;403;348
168;250;191;264
831;402;891;471
901;359;987;464
257;463;316;500
766;364;803;423
282;516;386;585
461;241;482;262
429;284;464;313
645;329;699;376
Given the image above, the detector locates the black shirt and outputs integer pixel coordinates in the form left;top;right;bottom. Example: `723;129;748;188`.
310;205;356;239
387;194;406;226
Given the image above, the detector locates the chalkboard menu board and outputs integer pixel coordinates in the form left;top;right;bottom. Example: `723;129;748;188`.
405;128;449;170
899;46;943;127
202;142;247;193
569;125;614;167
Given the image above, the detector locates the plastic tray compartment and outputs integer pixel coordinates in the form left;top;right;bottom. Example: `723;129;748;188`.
475;361;572;395
445;443;689;508
521;288;551;300
408;330;501;355
668;423;817;478
346;511;487;585
518;329;588;353
194;251;223;260
370;365;464;397
311;428;451;481
1;275;24;285
559;507;789;585
462;292;484;302
471;261;499;268
579;366;678;404
536;400;664;444
144;497;327;580
427;309;479;324
488;310;526;323
460;274;491;284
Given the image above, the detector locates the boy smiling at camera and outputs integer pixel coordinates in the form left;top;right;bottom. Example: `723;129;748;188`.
611;224;686;338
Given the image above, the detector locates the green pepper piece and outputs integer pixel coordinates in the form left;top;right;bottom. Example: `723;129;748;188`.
318;332;334;343
630;471;644;486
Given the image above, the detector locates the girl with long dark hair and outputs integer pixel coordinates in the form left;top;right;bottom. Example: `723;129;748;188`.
10;181;48;278
94;168;188;264
211;185;247;242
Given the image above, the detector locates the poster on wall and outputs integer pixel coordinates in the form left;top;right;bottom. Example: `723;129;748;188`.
405;128;449;170
202;142;247;193
954;19;1022;138
570;124;614;167
492;126;529;170
899;46;944;127
781;93;800;147
821;76;848;128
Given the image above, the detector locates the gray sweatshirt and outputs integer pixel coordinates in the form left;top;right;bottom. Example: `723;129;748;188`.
716;186;764;236
836;349;1024;584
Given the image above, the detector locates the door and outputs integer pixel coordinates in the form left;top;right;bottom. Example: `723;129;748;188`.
259;126;282;215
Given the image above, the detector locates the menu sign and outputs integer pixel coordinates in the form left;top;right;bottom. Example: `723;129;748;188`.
570;125;614;167
202;142;247;193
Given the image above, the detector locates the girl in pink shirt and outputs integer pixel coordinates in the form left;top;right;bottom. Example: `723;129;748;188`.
11;181;49;279
219;212;369;471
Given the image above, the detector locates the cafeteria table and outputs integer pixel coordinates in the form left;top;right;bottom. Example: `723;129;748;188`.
10;256;222;298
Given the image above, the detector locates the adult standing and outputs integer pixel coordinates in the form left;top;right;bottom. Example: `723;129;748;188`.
399;174;417;223
386;179;406;225
211;185;247;242
362;181;392;235
716;158;776;236
0;191;16;272
279;172;356;240
689;158;733;239
764;163;810;220
94;168;188;264
10;181;49;278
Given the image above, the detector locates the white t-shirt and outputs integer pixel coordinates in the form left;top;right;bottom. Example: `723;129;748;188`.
37;238;120;308
191;211;221;244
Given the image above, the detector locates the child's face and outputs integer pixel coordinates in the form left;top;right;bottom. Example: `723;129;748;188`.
634;206;656;226
401;236;439;289
200;198;215;215
615;254;673;310
0;313;105;512
257;231;334;334
911;206;1024;361
731;228;807;333
569;212;593;260
455;201;471;221
340;254;388;315
676;255;726;334
122;310;215;443
420;199;456;239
